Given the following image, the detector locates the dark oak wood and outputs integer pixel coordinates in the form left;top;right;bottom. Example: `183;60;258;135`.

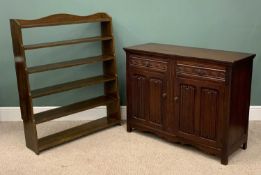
10;19;39;153
34;96;117;124
125;43;255;165
38;117;120;152
129;68;168;130
31;75;116;98
101;21;121;121
28;55;114;74
126;43;254;64
16;13;111;28
23;36;112;50
10;13;121;154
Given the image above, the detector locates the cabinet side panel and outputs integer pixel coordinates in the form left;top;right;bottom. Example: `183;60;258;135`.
229;59;253;146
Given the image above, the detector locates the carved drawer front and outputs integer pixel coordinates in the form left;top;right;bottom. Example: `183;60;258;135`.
129;55;168;72
176;61;227;82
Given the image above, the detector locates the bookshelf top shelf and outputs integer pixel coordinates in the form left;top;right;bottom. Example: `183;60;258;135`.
12;13;112;28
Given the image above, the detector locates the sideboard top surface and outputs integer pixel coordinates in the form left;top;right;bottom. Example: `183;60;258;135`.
124;43;255;63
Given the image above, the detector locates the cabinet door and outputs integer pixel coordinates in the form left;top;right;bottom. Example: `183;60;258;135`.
128;69;168;130
174;79;224;147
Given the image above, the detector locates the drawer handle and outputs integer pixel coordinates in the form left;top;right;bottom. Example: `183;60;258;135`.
174;96;179;101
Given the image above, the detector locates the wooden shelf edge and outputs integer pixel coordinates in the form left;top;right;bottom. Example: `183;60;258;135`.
14;13;111;28
38;117;121;152
23;36;112;50
31;75;116;98
28;55;114;74
34;95;117;124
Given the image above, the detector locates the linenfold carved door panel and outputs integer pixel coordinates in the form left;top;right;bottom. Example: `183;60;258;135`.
128;68;168;130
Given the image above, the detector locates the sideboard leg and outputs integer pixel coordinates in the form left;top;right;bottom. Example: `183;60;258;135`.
127;124;132;132
242;142;248;150
221;155;228;165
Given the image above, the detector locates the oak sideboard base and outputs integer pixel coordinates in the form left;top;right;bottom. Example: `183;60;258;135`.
128;121;249;165
125;43;255;165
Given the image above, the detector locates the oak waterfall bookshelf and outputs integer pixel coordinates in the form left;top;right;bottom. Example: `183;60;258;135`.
10;13;121;154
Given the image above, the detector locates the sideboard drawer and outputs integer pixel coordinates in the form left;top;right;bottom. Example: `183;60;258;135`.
176;60;227;82
129;54;168;72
